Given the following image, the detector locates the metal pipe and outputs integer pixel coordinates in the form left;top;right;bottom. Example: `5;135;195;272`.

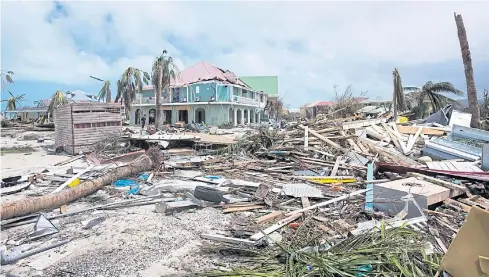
1;239;72;265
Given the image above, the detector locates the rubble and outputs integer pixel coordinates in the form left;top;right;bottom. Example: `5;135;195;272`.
1;109;488;277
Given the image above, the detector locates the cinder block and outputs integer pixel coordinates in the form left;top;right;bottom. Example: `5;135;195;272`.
373;177;461;219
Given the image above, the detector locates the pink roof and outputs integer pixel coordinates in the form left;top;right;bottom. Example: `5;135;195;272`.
142;61;251;90
316;101;335;107
173;61;250;87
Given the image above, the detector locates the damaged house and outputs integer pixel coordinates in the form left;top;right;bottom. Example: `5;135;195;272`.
130;61;268;126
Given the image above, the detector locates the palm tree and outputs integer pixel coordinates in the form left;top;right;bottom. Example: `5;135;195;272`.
151;50;178;129
90;76;112;103
1;70;14;92
115;67;150;119
454;13;480;128
41;90;70;123
2;91;24;111
265;97;284;121
403;81;464;118
392;68;407;122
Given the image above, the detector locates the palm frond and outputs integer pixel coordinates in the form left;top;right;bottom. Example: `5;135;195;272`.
403;86;420;92
428;92;455;112
90;75;104;82
427;82;465;96
6;75;14;84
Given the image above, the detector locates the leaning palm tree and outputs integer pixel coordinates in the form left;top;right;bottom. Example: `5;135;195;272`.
41;90;70;123
115;67;150;119
403;81;464;118
2;91;25;111
151;50;178;129
90;76;112;103
454;13;480;128
1;70;14;92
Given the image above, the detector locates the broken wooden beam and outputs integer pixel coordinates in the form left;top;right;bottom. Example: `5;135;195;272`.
201;234;257;247
287;188;371;216
255;211;283;224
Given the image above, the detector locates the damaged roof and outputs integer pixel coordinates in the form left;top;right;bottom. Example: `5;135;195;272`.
142;61;252;90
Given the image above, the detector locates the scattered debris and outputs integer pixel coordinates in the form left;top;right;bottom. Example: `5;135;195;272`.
1;104;488;277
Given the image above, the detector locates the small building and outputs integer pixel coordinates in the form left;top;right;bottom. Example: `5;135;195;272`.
4;90;98;122
54;103;122;154
130;62;268;127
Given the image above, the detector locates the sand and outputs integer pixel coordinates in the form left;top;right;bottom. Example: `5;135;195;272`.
1;132;239;277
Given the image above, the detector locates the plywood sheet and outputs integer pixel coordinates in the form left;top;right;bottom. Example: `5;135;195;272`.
397;125;444;136
441;207;489;277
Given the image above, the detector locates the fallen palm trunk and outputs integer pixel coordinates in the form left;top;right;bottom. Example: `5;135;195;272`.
1;155;152;220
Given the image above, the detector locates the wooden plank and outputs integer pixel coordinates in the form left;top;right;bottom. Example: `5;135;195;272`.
255;211;283;224
51;166;94;194
405;126;423;154
342;118;387;130
287;188;371;216
222;205;264;213
355;139;370;154
397;125;445;136
382;123;402;151
407;172;470;195
250;214;302;241
443;198;472;213
301;197;311;208
330;156;342;177
389;122;408;142
347;139;361;152
201;234;257;246
435;237;448;253
298;125;344;151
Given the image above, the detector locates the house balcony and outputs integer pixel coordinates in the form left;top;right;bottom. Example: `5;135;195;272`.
134;97;171;105
233;96;266;108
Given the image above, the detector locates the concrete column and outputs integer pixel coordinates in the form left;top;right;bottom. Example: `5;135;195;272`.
240;109;244;125
234;108;237;126
247;109;251;124
229;85;233;102
257;112;261;123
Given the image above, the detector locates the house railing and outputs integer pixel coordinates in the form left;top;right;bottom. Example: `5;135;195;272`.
234;96;261;106
134;97;171;104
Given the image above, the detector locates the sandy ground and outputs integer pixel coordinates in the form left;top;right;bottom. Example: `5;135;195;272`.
0;131;241;276
1;130;75;178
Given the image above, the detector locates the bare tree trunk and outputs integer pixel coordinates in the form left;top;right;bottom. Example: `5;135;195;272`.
392;72;398;123
454;12;480;128
1;155;152;220
106;87;112;103
155;65;163;130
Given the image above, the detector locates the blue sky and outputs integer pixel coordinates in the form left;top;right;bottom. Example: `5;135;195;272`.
2;1;489;109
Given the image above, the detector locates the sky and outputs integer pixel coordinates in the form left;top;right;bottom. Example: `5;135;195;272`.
1;1;489;110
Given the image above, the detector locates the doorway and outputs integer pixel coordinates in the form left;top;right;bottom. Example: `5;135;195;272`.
195;108;206;123
178;110;188;124
148;109;156;125
135;109;141;124
164;110;172;124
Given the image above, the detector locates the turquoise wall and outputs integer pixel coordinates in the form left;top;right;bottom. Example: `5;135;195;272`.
216;85;230;102
186;82;230;102
141;90;154;98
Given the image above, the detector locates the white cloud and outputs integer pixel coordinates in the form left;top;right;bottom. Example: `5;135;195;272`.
2;1;489;107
